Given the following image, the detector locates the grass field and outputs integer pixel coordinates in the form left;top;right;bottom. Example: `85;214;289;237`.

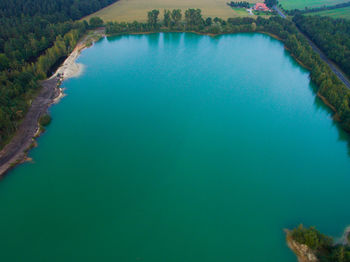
85;0;261;22
231;7;254;17
279;0;349;10
308;6;350;19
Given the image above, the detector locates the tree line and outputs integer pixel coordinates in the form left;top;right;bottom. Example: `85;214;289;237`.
106;9;350;133
106;9;259;34
0;0;118;146
293;15;350;79
265;0;277;8
2;3;350;147
226;2;251;9
0;0;117;20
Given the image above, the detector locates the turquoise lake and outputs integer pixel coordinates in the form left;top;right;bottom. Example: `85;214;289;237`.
1;33;350;262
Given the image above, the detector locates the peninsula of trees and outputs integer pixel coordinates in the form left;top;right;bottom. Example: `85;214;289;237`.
288;225;350;262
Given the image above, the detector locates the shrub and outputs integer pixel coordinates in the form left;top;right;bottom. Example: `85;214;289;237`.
89;17;104;28
39;114;51;127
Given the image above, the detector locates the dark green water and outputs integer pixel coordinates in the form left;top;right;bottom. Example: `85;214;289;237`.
1;33;350;262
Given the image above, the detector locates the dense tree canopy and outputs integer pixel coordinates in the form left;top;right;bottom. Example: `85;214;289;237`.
89;17;104;28
265;0;277;8
0;0;116;146
147;9;160;28
227;2;251;9
293;15;350;78
0;0;116;19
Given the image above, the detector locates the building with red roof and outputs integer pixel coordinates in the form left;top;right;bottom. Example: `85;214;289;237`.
254;3;271;11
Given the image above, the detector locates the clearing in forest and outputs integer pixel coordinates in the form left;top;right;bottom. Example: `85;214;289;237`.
85;0;261;22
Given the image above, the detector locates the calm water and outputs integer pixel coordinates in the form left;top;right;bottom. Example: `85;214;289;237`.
1;33;350;262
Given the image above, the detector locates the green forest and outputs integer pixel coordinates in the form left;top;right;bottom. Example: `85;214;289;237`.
0;0;118;146
293;15;350;78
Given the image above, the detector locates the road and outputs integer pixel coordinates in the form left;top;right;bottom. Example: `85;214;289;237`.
273;5;350;89
272;5;286;18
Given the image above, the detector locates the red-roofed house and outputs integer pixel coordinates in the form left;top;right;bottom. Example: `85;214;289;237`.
254;3;271;11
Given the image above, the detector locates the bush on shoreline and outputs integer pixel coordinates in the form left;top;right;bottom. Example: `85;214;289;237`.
290;224;350;262
39;114;52;127
291;224;332;250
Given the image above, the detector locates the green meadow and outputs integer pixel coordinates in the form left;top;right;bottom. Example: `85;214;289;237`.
308;6;350;19
279;0;349;10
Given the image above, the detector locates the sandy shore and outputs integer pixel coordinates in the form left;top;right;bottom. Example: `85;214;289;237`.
51;43;86;80
0;29;105;177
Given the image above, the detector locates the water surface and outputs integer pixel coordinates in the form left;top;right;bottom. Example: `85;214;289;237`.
1;33;350;262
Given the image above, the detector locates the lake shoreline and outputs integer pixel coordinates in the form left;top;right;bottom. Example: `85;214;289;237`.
1;30;350;262
286;226;350;262
104;29;344;129
0;76;60;176
0;30;104;177
0;29;343;177
285;229;318;262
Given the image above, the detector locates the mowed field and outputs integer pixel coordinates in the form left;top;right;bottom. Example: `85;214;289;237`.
279;0;350;10
308;6;350;19
85;0;260;22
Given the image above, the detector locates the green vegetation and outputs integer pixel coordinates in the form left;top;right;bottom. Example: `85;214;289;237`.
280;1;350;16
227;2;251;9
253;10;271;16
293;15;350;78
232;8;252;16
148;10;160;29
84;0;262;22
292;14;350;131
291;224;332;250
0;0;117;147
265;0;277;8
279;0;349;10
89;17;104;28
106;9;350;133
106;8;259;33
39;114;52;127
290;225;350;262
308;6;350;19
1;0;350;157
